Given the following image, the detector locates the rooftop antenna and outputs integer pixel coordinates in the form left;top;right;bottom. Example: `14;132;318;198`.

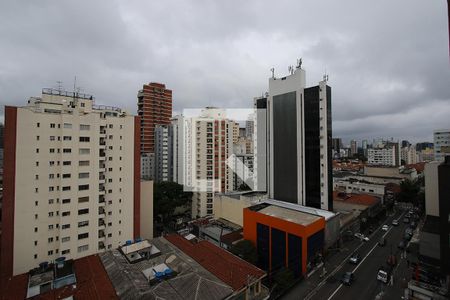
296;58;302;69
270;68;275;79
288;65;294;75
73;76;77;94
56;81;64;92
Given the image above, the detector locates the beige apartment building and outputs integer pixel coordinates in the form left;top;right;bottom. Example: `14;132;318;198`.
172;108;234;217
1;88;143;276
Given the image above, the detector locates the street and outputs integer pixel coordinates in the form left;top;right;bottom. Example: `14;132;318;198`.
282;208;411;300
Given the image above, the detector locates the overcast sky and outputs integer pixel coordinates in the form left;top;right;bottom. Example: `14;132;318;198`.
1;0;448;144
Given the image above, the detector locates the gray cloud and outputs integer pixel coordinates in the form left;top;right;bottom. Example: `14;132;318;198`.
0;0;448;144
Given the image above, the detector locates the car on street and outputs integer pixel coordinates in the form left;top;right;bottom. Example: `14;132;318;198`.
378;237;386;247
410;221;417;229
349;252;361;264
377;269;390;283
341;272;355;286
382;225;389;231
354;233;369;241
403;217;410;224
392;219;399;226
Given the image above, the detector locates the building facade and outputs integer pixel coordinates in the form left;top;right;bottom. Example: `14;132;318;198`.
434;129;450;161
172;108;234;217
154;124;173;182
253;97;268;192
1;88;141;276
367;142;400;166
268;66;332;211
137;82;172;154
401;144;419;165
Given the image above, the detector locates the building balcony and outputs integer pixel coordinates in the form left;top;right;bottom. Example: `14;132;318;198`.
98;241;105;251
98;220;106;230
99;208;106;217
98;230;106;241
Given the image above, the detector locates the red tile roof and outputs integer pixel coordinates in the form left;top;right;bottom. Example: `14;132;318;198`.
0;255;117;300
405;162;426;173
165;234;265;291
333;191;380;206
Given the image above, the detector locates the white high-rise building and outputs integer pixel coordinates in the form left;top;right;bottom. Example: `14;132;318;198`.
401;145;419;165
1;88;144;276
268;65;332;211
172;108;233;217
253;96;268;192
367;142;400;166
434;129;450;161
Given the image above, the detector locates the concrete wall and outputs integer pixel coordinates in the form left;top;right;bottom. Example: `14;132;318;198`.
424;162;439;217
140;180;154;240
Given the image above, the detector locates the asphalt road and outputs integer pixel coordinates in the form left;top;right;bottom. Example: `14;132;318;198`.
308;209;409;300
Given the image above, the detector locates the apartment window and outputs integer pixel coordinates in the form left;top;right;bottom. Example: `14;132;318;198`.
63;161;71;166
62;249;70;255
34;227;38;232
48;250;53;256
48;224;53;230
79;172;89;179
37;122;40;128
80;124;90;130
107;233;112;238
78;220;89;227
120;125;122;129
34;241;38;246
50;123;56;128
78;245;89;253
79;136;90;142
108;168;113;172
62;198;70;204
48;211;54;217
63;136;72;141
108;189;112;194
78;196;89;203
36;135;40;141
34;214;38;220
78;184;89;191
62;211;70;217
35;201;38;206
108;178;112;183
62;186;71;191
108;222;112;226
81;102;85;107
109;124;113;129
36;161;39;167
49;148;55;153
79;148;90;155
48;237;54;243
35;174;39;180
62;224;70;229
49;161;55;166
62;173;71;179
48;199;54;204
78;233;89;240
79;160;90;166
36;148;39;153
35;187;39;193
109;135;113;139
78;208;89;215
63;148;71;153
108;157;112;161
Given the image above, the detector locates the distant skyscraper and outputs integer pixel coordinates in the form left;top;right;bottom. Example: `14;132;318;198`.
137;82;172;154
434;129;450;161
268;66;332;211
332;138;342;152
350;140;357;157
245;116;254;138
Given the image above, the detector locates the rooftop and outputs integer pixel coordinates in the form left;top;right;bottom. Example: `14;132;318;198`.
100;237;235;300
0;255;117;300
165;234;266;292
252;204;322;227
263;199;336;220
333;191;380;207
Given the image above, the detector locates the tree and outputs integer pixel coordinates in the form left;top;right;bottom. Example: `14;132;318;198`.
230;239;258;265
154;181;192;223
397;179;420;204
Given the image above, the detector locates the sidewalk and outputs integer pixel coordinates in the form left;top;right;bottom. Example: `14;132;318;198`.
281;238;360;300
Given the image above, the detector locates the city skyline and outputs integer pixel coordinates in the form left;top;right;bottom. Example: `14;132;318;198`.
0;1;448;143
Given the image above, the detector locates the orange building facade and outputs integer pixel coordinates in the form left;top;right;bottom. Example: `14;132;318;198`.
243;204;326;277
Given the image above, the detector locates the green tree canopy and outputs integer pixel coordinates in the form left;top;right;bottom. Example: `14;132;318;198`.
154;181;192;222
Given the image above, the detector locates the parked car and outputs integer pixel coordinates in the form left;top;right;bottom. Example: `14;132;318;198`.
349;252;361;264
381;225;389;231
341;272;355;286
387;254;397;267
392;219;399;226
403;217;410;224
378;237;386;247
377;269;390;283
